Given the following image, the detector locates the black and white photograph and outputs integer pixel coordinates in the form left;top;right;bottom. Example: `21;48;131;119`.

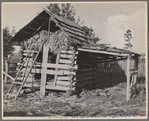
2;2;148;119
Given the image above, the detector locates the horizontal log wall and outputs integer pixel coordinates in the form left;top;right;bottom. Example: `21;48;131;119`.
18;45;78;91
76;51;97;91
54;46;78;90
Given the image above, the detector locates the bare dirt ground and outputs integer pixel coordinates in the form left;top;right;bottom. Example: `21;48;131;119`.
3;78;146;118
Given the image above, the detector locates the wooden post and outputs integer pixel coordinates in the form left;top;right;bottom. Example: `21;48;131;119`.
114;57;116;74
112;57;116;80
126;55;131;101
48;17;51;36
105;61;107;74
66;47;77;97
40;17;51;96
3;71;15;81
53;48;61;86
134;57;138;84
130;74;134;88
4;59;8;84
40;44;48;96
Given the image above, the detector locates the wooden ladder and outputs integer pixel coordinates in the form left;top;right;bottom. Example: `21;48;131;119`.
5;38;45;100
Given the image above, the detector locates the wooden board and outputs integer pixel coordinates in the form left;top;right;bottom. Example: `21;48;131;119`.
77;68;96;72
126;55;130;101
61;50;78;54
78;48;129;57
17;62;42;67
56;81;70;86
61;46;75;50
20;68;42;73
23;83;39;88
76;72;97;78
43;63;78;70
57;76;72;80
53;48;61;86
46;85;73;91
23;53;34;57
77;76;96;82
4;60;8;83
59;59;73;64
20;68;76;75
40;44;48;96
23;50;39;53
41;70;63;75
63;71;76;75
23;58;33;61
46;81;75;91
60;54;77;59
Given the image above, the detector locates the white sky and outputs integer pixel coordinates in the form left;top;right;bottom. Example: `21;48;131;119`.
2;2;147;53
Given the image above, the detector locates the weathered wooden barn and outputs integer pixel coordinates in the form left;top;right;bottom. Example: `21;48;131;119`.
7;8;140;101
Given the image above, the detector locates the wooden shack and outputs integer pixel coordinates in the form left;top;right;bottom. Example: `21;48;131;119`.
10;8;140;101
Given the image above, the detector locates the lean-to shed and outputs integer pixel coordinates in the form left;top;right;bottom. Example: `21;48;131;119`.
10;8;140;101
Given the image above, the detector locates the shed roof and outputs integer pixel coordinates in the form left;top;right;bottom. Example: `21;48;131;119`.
10;7;140;57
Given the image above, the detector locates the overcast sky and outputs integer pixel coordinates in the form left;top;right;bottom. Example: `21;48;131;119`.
2;2;147;53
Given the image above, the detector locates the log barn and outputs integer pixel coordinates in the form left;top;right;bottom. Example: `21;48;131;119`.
9;8;140;101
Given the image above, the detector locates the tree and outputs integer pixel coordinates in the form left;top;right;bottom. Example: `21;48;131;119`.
10;26;16;37
47;3;100;43
123;29;133;49
47;3;76;22
3;27;14;58
82;26;100;43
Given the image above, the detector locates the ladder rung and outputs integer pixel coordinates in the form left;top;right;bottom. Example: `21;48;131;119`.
30;51;39;53
23;60;34;62
24;50;40;53
6;39;45;100
7;94;17;97
13;82;23;85
20;71;30;73
16;77;23;80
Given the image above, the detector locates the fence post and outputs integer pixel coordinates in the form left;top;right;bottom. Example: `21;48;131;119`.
4;59;8;84
126;55;131;101
134;57;139;84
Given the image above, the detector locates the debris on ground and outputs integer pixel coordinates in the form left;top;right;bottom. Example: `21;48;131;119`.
3;81;146;117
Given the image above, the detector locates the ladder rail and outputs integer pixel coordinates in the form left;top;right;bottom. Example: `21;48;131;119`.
14;39;45;99
15;44;34;79
5;37;46;100
21;50;34;81
5;44;35;98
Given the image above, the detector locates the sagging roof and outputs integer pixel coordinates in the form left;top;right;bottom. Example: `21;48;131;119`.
10;7;140;57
